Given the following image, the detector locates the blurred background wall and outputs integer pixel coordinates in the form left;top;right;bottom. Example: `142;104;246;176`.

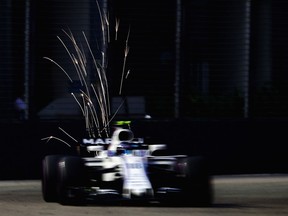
1;0;288;179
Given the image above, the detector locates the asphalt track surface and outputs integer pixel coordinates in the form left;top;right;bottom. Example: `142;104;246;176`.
0;175;288;216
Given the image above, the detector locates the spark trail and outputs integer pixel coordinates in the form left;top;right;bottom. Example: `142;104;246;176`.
43;0;132;147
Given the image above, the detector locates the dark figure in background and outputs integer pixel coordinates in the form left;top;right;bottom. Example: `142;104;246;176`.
14;97;27;121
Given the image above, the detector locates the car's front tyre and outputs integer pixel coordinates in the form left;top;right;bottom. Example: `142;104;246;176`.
42;155;63;202
57;156;86;205
179;156;213;206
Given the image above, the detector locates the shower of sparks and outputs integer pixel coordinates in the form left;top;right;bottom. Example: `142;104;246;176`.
42;0;132;147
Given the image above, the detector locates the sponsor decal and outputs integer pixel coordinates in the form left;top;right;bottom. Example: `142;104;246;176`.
82;138;144;145
82;138;112;145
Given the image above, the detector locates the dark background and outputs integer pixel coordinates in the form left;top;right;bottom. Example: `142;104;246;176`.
1;0;288;179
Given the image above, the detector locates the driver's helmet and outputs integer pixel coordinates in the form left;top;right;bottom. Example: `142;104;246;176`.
112;120;131;129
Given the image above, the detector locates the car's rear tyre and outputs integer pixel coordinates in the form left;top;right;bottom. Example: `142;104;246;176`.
42;155;63;202
57;156;86;205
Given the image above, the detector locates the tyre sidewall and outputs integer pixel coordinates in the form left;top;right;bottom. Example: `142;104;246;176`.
179;156;212;206
57;156;86;205
42;155;63;202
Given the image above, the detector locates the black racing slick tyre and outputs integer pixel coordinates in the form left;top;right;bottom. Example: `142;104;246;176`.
42;155;63;202
57;156;86;205
180;156;213;206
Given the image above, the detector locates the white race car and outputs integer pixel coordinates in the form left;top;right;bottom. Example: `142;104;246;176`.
42;127;212;206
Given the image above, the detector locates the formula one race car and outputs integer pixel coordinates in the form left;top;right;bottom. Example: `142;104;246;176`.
41;127;212;206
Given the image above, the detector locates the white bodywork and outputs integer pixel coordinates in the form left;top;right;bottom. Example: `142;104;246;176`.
81;128;185;199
